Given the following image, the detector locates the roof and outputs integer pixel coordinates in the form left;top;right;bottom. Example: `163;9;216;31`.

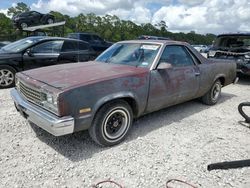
24;36;89;44
138;35;170;40
118;39;188;46
68;32;98;35
217;33;250;37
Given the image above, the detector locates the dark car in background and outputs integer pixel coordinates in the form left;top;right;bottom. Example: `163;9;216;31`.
0;41;11;49
0;36;96;88
68;33;112;54
12;11;55;29
208;33;250;76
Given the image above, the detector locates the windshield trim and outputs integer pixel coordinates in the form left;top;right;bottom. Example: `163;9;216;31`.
149;43;165;70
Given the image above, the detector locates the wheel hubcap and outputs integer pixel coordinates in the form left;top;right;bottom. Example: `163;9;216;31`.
103;109;129;140
0;69;14;87
48;19;53;24
212;84;220;100
21;23;27;28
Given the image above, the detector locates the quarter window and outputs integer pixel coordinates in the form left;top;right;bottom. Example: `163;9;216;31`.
159;45;195;67
78;42;89;50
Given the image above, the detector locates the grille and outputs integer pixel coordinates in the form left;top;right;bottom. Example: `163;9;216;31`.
18;81;45;106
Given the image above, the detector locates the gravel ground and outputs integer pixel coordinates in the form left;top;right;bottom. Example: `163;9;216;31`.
0;77;250;188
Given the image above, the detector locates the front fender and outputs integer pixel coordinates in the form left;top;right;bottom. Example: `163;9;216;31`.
213;73;226;84
92;91;139;116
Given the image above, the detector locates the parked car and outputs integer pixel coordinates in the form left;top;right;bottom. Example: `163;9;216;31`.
67;33;112;54
208;33;250;76
0;41;11;49
192;45;209;53
138;35;170;40
12;11;55;29
0;36;96;88
11;40;237;146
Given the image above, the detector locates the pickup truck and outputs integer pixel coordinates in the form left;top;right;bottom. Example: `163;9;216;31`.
11;40;237;146
208;33;250;76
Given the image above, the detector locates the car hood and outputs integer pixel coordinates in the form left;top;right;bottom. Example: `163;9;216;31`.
21;61;148;90
0;51;22;60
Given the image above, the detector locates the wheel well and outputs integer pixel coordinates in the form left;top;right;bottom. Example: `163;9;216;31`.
0;64;18;72
218;77;225;86
97;97;139;118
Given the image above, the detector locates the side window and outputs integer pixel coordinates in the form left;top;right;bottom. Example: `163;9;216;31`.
31;11;40;16
92;35;103;42
185;47;202;65
61;41;78;52
68;34;78;39
78;42;89;50
32;41;63;53
80;35;91;42
159;45;195;67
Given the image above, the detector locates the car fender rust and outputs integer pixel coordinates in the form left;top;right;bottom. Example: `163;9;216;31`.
213;73;226;85
92;91;139;118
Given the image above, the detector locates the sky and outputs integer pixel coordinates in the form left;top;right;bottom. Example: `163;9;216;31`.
0;0;250;34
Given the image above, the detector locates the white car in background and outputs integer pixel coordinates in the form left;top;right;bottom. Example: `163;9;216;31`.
192;45;209;53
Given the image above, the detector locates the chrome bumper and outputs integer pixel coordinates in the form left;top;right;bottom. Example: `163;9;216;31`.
10;88;74;136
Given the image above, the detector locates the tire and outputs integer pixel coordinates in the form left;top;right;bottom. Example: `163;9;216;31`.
89;100;133;146
0;65;16;89
20;22;28;29
202;80;221;105
47;18;54;24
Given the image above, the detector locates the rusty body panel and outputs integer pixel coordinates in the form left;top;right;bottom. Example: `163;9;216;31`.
12;40;237;134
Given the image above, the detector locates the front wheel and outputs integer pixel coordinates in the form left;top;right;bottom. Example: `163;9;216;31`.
47;18;54;24
202;80;222;105
89;100;133;146
0;65;16;89
20;22;28;29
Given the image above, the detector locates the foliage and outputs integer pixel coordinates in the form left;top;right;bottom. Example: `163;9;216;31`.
0;2;216;44
7;2;30;17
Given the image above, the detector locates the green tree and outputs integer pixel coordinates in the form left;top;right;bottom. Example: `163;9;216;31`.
7;2;30;17
0;13;15;40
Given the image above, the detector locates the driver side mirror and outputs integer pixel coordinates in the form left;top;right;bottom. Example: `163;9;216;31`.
26;48;34;57
157;62;172;70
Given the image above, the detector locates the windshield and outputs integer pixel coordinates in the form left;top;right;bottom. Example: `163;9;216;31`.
96;43;161;68
214;35;250;50
1;37;43;53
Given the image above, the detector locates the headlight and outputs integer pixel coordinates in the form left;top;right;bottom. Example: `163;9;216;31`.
208;50;216;57
46;93;57;106
15;77;20;90
41;91;59;114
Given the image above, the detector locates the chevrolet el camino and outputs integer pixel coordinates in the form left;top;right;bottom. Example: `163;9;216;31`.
11;40;237;146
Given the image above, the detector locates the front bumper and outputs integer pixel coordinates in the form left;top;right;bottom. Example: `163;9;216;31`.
10;88;74;136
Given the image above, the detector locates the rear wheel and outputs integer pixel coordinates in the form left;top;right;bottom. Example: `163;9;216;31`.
47;18;54;24
0;65;16;89
202;80;221;105
89;100;133;146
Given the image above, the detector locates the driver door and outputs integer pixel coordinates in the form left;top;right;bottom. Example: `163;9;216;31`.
146;45;200;112
23;40;63;70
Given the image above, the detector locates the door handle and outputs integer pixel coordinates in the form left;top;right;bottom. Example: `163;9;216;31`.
195;72;200;76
